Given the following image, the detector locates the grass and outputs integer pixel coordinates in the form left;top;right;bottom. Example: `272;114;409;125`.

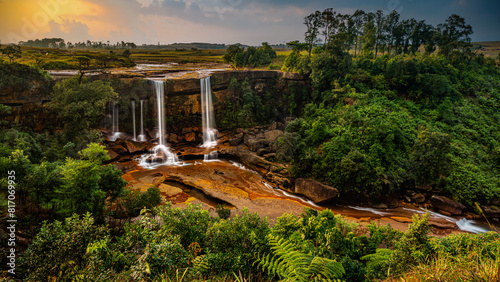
0;45;225;69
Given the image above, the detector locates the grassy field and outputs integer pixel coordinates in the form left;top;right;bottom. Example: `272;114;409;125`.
473;41;500;58
0;42;498;70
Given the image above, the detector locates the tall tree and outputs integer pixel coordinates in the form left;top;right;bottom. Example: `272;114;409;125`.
351;10;366;56
304;11;324;55
384;10;400;55
437;14;473;57
374;10;386;58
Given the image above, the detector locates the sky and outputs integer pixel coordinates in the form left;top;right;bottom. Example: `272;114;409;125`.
0;0;499;45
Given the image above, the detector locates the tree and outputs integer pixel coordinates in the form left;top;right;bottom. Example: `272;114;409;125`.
383;11;400;55
437;14;473;57
304;11;324;56
410;131;452;186
47;78;119;137
222;43;245;67
351;10;366;56
362;19;376;57
75;56;91;84
1;45;22;63
373;10;386;58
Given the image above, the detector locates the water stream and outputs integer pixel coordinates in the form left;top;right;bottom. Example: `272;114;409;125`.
131;100;136;141
200;76;218;161
139;80;180;168
110;103;123;141
137;100;147;142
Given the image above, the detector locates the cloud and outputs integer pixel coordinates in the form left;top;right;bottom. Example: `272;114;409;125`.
44;19;91;42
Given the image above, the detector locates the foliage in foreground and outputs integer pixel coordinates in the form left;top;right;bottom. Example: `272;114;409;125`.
17;205;500;281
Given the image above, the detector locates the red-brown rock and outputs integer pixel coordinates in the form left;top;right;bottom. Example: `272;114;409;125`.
294;178;339;204
430;195;466;216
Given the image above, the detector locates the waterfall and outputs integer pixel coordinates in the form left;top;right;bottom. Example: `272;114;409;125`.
110;103;122;141
139;80;179;168
137;100;146;142
200;76;218;161
131;100;136;141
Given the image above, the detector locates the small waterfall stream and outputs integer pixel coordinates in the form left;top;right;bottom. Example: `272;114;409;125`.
110;103;122;141
131;100;136;141
137;100;146;141
200;76;218;161
139;80;179;168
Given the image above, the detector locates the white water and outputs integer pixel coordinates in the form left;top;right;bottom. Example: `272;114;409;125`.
139;80;179;168
137;100;147;142
110;103;123;141
346;206;491;234
200;76;218;161
131;100;136;141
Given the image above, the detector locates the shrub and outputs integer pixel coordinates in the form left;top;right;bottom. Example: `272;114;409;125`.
19;213;109;281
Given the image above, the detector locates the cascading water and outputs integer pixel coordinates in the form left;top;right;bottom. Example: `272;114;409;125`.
200;76;218;161
131;100;136;141
110;103;122;141
139;80;179;168
137;100;146;142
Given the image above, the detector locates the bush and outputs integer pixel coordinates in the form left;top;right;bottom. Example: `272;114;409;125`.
215;204;231;219
19;213;109;281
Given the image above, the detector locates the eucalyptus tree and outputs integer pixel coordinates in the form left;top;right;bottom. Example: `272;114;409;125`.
304;10;325;55
437;14;473;57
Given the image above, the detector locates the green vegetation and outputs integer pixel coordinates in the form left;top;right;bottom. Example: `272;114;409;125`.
1;6;500;281
223;42;277;68
16;206;500;281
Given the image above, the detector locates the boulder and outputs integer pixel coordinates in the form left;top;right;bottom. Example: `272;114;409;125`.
181;127;193;134
168;133;179;143
264;130;284;143
264;153;276;160
229;133;244;146
430;195;466;216
106;149;120;162
108;145;127;155
244;137;269;152
124;140;147;154
294;178;339;204
481;205;500;218
269;121;285;131
184;132;196;142
411;192;426;204
257;148;271;156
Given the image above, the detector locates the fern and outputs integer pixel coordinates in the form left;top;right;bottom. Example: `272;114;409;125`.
256;235;345;282
361;248;393;280
191;255;209;274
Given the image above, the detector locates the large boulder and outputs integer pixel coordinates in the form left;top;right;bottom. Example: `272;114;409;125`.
229;133;244;146
481;205;500;218
294;178;339;204
264;130;283;143
430;195;466;216
123;140;147;154
184;132;196;143
244;137;269;152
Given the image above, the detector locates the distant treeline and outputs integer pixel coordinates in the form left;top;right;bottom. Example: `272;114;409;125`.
300;9;473;57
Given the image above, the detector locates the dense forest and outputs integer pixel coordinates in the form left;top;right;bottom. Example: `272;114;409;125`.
1;7;500;282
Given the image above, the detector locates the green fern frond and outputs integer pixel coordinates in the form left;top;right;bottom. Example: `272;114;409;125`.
256;234;345;282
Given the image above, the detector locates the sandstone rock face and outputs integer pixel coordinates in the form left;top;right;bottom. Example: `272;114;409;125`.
294;178;339;204
430;195;466;215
